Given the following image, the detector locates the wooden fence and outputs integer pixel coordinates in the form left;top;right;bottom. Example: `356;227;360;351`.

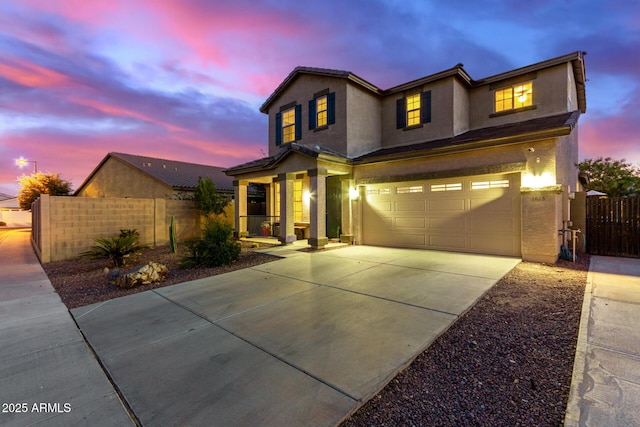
586;197;640;257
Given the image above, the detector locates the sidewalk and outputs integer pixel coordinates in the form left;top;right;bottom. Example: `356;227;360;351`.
565;255;640;426
0;229;133;426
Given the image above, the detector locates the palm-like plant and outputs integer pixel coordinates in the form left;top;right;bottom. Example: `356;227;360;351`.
82;234;145;267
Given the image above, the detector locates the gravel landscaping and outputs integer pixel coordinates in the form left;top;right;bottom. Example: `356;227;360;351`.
42;240;280;309
43;242;589;426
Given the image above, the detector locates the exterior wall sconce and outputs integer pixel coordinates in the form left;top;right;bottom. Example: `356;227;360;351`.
522;172;556;189
349;187;360;200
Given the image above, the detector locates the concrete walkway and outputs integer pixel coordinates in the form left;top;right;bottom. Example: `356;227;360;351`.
0;229;133;426
565;255;640;426
71;242;519;426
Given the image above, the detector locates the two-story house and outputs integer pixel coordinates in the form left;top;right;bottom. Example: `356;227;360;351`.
225;51;587;263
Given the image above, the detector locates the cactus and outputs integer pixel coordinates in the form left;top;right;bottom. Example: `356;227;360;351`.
169;215;177;253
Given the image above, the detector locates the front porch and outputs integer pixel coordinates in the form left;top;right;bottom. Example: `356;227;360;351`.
226;144;355;250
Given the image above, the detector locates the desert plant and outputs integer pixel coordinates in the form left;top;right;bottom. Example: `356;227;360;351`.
169;216;177;253
194;176;229;215
82;233;145;267
119;229;140;239
180;217;240;268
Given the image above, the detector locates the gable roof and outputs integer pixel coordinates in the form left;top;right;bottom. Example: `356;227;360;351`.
224;142;349;175
75;152;235;195
260;66;381;113
261;51;587;114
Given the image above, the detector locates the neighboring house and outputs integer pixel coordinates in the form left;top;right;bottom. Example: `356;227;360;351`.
75;152;236;199
225;51;588;263
0;194;31;227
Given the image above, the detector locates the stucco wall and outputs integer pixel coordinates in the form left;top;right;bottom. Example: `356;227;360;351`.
346;83;382;157
266;74;350;156
31;195;205;262
381;78;456;148
468;63;574;130
76;157;174;199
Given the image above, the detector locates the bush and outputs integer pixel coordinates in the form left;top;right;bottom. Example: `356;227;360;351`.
81;231;145;267
180;217;241;268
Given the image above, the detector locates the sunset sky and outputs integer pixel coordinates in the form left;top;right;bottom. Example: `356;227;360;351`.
1;0;639;196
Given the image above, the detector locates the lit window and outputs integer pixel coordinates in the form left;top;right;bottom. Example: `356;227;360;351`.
406;93;421;127
471;180;510;190
495;82;532;112
366;188;390;195
316;95;328;127
397;185;423;194
294;180;303;222
281;108;296;143
431;183;462;192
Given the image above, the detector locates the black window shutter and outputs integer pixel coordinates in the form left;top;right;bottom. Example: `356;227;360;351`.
396;98;406;129
421;91;432;123
275;112;282;146
328;92;336;125
294;104;302;140
308;99;316;130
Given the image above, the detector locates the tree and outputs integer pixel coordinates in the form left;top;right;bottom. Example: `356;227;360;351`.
193;176;229;215
18;172;72;210
577;157;640;197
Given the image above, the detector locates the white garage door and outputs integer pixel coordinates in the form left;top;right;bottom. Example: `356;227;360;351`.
362;173;521;256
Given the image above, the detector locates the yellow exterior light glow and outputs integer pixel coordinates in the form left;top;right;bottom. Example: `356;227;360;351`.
349;187;359;200
522;172;556;189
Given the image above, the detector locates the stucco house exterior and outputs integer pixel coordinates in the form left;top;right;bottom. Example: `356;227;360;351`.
225;51;587;263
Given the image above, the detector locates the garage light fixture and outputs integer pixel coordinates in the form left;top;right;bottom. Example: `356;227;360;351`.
349;187;360;200
522;172;555;189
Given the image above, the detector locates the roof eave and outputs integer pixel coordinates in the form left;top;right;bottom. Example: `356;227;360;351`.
353;127;574;166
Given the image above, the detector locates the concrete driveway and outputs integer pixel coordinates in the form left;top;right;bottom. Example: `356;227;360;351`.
72;245;519;426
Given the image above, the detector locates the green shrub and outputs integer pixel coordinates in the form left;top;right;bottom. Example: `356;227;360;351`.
180;217;241;268
82;233;145;267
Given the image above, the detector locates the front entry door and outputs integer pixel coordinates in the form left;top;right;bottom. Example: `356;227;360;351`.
326;176;342;238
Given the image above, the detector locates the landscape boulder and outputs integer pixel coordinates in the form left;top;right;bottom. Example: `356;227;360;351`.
115;262;168;289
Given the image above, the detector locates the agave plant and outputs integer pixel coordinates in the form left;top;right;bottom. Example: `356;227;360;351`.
82;234;145;267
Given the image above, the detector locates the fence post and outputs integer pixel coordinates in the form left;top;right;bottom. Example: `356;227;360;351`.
33;194;51;263
154;198;167;247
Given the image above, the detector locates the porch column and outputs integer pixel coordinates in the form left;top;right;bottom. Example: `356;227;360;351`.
341;175;355;244
233;180;248;238
309;168;328;248
278;173;296;244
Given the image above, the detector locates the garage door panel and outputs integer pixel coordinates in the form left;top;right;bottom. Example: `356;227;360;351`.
469;197;515;213
428;199;466;212
428;216;466;231
395;233;426;246
469;215;516;232
396;217;426;229
363;173;521;257
368;200;393;212
395;200;426;212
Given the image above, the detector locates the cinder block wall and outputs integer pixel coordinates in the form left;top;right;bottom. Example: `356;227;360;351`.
32;196;204;262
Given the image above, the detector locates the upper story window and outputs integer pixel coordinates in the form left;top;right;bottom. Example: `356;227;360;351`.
396;90;431;129
309;91;335;130
316;95;328;127
281;108;296;143
406;93;421;127
275;104;301;145
495;82;533;112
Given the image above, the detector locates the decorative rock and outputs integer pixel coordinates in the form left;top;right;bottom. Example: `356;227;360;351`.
115;262;168;289
104;267;123;282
